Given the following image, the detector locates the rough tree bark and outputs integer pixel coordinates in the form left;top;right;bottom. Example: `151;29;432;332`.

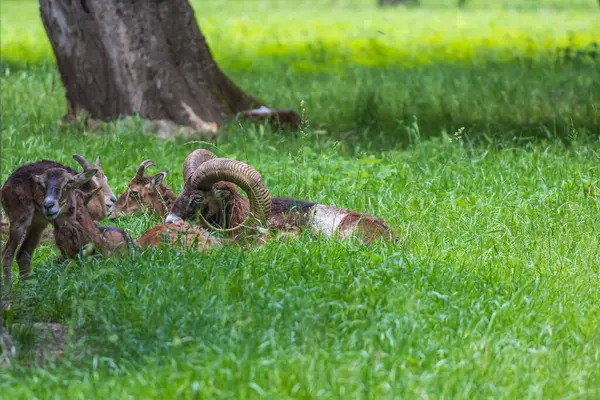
39;0;300;137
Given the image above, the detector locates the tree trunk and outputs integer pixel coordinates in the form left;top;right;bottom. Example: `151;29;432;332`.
39;0;299;136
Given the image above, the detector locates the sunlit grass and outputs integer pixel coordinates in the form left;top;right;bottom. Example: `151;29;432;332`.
1;1;599;70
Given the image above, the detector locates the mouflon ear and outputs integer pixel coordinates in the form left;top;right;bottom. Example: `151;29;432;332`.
68;169;99;188
213;189;231;201
150;171;168;190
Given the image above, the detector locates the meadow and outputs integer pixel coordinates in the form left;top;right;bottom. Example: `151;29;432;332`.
1;0;600;398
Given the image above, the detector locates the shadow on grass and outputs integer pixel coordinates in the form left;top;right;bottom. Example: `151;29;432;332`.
2;57;599;152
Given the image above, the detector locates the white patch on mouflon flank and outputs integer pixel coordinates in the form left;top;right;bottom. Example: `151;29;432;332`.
307;205;349;237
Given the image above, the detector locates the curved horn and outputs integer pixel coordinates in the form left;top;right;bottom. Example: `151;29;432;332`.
135;160;156;182
183;149;216;185
73;154;92;169
190;158;270;234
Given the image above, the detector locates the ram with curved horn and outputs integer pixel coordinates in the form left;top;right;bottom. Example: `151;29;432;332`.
166;150;399;244
113;160;176;219
166;150;270;237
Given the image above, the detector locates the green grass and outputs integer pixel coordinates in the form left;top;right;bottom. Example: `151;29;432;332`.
2;0;600;398
2;0;599;144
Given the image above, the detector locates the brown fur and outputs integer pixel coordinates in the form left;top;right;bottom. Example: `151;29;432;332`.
52;190;133;259
2;215;52;245
137;222;222;251
336;212;400;244
2;220;55;245
52;193;106;259
205;182;250;229
267;198;399;244
73;154;117;220
169;181;398;244
97;226;136;254
1;162;103;286
166;150;397;244
267;198;316;232
114;170;175;218
0;156;115;261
